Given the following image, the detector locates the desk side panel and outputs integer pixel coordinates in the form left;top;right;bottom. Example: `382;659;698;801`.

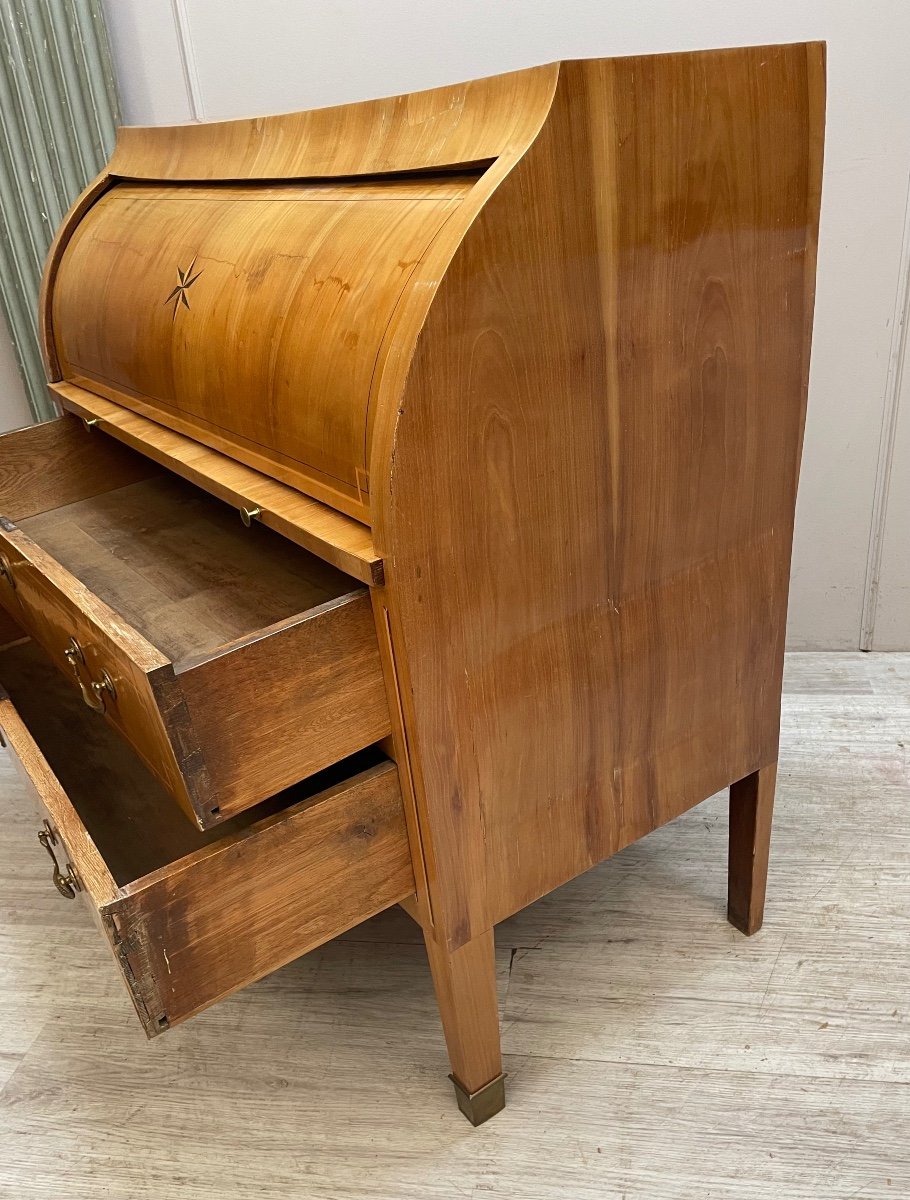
383;45;826;945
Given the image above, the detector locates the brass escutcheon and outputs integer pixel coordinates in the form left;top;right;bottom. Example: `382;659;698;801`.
38;820;80;899
63;636;116;713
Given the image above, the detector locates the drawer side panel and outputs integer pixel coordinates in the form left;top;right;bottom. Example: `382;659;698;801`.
177;591;392;823
109;762;414;1035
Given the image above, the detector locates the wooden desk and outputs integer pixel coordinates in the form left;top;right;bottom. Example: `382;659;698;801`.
0;44;825;1124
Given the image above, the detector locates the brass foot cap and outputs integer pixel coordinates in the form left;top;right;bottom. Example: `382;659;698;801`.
449;1072;507;1126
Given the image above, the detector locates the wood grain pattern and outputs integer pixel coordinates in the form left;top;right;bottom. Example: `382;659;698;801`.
377;46;825;957
0;639;256;881
0;637;411;1036
19;474;355;663
52;180;472;520
26;48;826;1120
114;762;413;1034
0;414;155;521
178;592;391;821
107;65;559;182
0;468;389;826
0;515;199;818
423;927;501;1095
38;173;111;380
52;384;382;585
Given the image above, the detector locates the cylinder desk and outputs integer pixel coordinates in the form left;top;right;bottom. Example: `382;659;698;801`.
0;44;825;1124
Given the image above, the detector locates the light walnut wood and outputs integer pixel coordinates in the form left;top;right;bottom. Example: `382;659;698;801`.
0;413;155;521
19;474;354;663
107;65;559;182
0;439;390;826
375;45;826;954
0;638;412;1035
178;593;390;821
423;927;501;1095
51;390;382;585
21;47;826;1122
52;180;473;520
728;763;777;936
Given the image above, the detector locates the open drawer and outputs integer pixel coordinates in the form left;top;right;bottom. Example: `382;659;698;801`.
0;417;391;826
0;638;414;1035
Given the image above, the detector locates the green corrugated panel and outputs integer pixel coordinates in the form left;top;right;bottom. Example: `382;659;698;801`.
0;0;119;420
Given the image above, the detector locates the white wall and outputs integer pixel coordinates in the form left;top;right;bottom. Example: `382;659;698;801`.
96;2;910;650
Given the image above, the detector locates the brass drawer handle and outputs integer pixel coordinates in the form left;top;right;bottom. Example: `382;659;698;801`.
38;820;80;899
0;553;15;589
239;505;261;527
63;637;116;713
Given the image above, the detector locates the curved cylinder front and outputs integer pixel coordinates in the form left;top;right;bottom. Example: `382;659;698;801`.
50;177;471;519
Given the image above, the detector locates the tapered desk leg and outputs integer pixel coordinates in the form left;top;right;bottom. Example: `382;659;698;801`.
424;926;505;1125
728;762;777;936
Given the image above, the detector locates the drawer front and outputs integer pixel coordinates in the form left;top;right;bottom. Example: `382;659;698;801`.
0;685;414;1035
0;688;120;916
0;519;199;813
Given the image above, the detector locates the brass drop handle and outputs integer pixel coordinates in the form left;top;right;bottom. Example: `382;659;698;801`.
0;553;15;589
38;820;79;899
63;637;116;713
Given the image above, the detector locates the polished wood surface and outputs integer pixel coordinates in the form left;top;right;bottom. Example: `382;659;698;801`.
0;639;275;880
52;180;473;519
424;928;501;1099
0;638;412;1035
0;512;194;814
106;65;559;181
52;390;382;584
377;43;825;944
116;761;412;1034
21;47;825;1121
0;438;391;825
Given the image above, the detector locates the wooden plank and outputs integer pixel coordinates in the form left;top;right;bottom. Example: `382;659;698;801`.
111;762;414;1035
20;474;356;665
177;593;392;822
52;384;382;586
0;414;155;522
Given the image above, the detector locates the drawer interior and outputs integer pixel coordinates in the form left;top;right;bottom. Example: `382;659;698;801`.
0;636;386;884
17;472;358;665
